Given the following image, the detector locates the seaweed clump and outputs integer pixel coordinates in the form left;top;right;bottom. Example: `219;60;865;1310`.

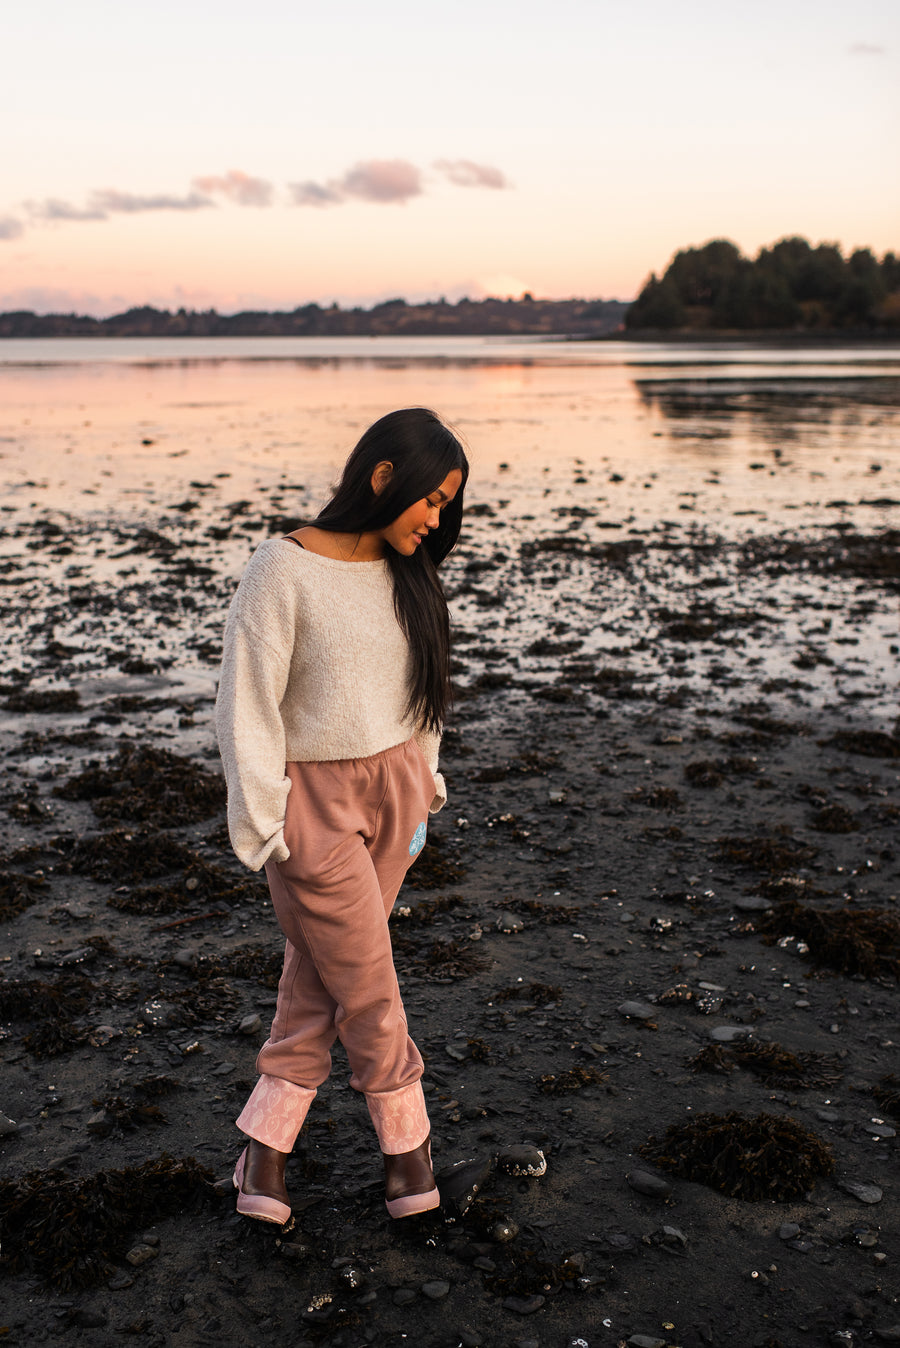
496;896;581;925
392;935;487;982
827;729;900;760
493;982;562;1005
640;1111;834;1201
0;869;47;921
758;901;900;979
0;1154;214;1289
0;973;97;1057
870;1074;900;1121
688;1041;844;1089
58;829;199;882
715;833;818;872
539;1065;608;1095
627;785;682;810
107;860;257;915
54;744;225;826
188;945;283;988
404;833;467;890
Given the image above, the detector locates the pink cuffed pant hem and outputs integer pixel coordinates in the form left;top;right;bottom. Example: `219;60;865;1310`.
365;1080;431;1154
236;1073;316;1152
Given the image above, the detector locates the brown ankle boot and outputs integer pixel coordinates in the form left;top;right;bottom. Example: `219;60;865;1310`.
233;1139;291;1224
382;1134;440;1218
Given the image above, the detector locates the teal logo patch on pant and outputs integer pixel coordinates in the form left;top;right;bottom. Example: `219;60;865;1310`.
408;821;427;857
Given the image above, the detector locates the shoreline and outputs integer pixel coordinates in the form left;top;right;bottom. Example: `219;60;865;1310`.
1;469;898;1345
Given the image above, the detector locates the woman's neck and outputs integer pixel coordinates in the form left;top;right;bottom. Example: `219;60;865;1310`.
288;526;385;562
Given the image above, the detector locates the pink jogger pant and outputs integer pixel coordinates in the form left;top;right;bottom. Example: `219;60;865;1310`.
235;738;436;1154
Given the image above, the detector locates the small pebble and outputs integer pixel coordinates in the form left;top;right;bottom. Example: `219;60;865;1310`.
90;1024;121;1046
617;1000;655;1020
709;1025;750;1043
496;913;525;933
421;1280;450;1300
628;1336;667;1348
337;1264;366;1289
0;1113;19;1135
393;1288;416;1306
125;1244;158;1267
69;1309;107;1328
489;1218;519;1242
840;1180;883;1204
503;1294;545;1314
239;1014;262;1035
627;1170;672;1199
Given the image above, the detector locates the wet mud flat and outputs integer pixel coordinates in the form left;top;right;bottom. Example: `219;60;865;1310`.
1;478;899;1348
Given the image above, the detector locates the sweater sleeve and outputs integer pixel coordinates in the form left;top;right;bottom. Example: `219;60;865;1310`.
215;558;296;869
413;723;447;814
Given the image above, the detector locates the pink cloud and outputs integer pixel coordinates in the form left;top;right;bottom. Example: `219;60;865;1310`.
290;159;423;208
340;159;422;203
27;198;107;222
192;169;274;207
88;188;214;213
288;180;345;208
433;159;510;190
0;216;24;240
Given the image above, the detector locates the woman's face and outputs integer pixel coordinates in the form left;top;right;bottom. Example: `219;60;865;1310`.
378;468;463;557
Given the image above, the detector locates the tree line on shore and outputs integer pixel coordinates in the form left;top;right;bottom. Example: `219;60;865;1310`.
0;295;627;339
1;238;897;337
626;237;900;332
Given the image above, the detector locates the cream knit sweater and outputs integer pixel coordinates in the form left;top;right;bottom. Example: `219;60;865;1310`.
215;538;446;871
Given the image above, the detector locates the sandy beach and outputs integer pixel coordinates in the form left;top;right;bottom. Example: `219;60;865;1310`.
1;342;898;1347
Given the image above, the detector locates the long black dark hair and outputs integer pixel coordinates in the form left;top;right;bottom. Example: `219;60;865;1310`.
314;407;469;732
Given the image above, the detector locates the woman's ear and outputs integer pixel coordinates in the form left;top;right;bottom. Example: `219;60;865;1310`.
370;461;394;496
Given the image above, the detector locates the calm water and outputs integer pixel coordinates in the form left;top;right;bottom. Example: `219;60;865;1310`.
1;337;898;735
1;337;898;528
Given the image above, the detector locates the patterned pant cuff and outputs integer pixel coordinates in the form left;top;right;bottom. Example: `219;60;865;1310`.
365;1081;430;1154
236;1074;316;1152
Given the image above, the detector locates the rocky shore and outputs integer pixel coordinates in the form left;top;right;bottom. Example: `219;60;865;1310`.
1;470;898;1348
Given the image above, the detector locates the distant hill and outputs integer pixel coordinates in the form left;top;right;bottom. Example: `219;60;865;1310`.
626;237;900;334
0;295;628;339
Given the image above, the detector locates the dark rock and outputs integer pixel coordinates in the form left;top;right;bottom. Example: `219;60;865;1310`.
840;1180;883;1204
626;1170;673;1199
502;1294;545;1314
436;1155;493;1219
125;1243;158;1267
497;1144;547;1177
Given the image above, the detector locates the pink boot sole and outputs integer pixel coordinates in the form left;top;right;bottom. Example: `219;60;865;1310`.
386;1184;441;1219
233;1147;292;1225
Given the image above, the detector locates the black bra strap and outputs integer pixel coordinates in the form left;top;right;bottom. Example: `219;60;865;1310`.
282;536;304;548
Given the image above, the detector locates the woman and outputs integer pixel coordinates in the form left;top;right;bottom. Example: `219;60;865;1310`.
215;407;468;1223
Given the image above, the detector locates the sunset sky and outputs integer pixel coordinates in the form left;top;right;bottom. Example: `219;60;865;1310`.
2;0;897;316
